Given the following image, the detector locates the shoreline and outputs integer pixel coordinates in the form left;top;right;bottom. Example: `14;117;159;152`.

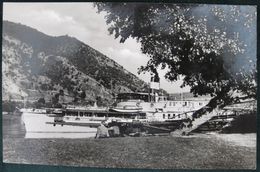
3;111;256;169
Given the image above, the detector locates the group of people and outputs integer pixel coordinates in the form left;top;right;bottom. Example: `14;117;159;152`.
95;121;120;138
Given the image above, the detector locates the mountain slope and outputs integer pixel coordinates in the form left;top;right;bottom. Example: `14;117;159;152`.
2;21;149;106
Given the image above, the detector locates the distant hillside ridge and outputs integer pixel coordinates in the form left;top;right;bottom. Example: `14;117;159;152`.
2;20;149;106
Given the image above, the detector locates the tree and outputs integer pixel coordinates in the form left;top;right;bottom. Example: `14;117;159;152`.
59;89;64;96
34;98;45;109
51;93;60;107
80;90;86;100
38;97;45;104
96;96;103;107
95;3;256;108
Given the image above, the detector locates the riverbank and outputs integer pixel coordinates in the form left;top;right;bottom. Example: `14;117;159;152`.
3;113;256;169
3;134;256;169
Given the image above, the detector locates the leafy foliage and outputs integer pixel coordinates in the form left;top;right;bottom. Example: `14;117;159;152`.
95;3;256;105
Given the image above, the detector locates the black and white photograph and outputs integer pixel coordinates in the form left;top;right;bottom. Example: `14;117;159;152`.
2;2;257;169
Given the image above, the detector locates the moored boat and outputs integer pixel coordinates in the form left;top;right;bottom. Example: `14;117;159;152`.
110;92;209;122
21;91;210;138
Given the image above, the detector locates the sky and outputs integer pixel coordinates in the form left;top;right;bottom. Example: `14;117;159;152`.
3;2;190;93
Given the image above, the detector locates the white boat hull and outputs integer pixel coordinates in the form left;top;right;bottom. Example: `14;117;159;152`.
22;112;97;138
110;108;142;113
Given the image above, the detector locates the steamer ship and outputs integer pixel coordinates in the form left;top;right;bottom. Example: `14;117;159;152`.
21;91;209;138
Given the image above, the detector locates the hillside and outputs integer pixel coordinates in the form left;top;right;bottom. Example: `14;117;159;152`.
2;21;149;107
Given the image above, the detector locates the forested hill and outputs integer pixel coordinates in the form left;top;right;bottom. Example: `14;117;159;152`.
2;20;149;106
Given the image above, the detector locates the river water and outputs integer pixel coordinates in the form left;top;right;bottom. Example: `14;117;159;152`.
3;113;26;138
3;113;96;138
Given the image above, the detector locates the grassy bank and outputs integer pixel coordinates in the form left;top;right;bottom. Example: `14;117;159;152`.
2;111;256;169
3;135;256;169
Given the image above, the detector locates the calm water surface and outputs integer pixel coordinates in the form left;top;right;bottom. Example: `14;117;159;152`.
3;113;96;138
3;113;26;138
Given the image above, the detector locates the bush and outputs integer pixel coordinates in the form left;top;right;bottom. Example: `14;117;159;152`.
2;101;24;112
221;111;256;133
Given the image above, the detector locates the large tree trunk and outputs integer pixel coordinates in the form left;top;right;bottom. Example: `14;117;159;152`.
171;95;225;136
